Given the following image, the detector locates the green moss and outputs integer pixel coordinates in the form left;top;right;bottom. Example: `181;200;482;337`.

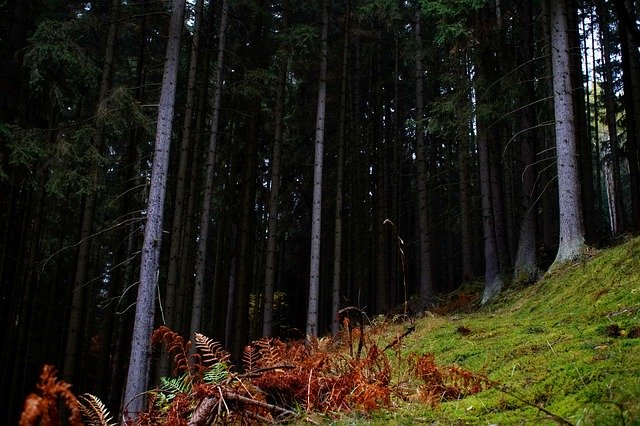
336;237;640;425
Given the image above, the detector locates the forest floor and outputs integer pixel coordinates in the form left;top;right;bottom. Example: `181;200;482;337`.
22;237;640;425
330;236;640;425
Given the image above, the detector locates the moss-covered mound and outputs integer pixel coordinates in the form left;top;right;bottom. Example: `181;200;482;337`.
356;237;640;425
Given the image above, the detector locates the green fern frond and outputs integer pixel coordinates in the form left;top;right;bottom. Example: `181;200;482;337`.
203;363;229;384
79;393;115;426
159;374;192;397
195;333;231;366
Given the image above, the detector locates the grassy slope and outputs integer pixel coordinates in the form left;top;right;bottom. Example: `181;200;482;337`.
350;237;640;425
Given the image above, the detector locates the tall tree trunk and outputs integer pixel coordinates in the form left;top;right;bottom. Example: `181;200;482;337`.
331;0;349;336
63;194;95;381
458;136;474;281
597;1;624;235
122;0;186;416
475;10;503;303
159;0;204;376
550;0;585;265
567;1;595;243
263;59;287;338
164;0;204;333
514;0;540;281
306;0;328;337
64;0;120;382
414;7;434;308
232;105;260;355
615;0;640;230
190;0;229;341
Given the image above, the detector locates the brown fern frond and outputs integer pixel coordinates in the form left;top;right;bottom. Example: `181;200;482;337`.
79;393;115;426
153;326;198;376
19;365;83;426
255;338;287;368
195;333;230;366
412;353;491;406
243;344;259;373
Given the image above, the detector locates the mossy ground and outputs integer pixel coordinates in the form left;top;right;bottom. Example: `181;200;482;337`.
333;237;640;425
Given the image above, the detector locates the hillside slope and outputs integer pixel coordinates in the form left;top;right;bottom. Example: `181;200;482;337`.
363;237;640;425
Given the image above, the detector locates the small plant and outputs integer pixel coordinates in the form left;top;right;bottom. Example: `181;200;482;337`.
411;353;491;406
19;365;83;426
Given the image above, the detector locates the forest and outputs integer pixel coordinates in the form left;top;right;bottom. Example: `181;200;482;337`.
1;0;640;423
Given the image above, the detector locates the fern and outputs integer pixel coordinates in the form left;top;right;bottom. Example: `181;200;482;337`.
18;365;83;426
153;326;198;376
195;332;230;366
203;362;230;384
79;394;115;426
159;374;192;396
243;344;259;372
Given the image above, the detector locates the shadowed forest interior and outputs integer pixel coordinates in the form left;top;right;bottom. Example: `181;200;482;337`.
1;0;640;422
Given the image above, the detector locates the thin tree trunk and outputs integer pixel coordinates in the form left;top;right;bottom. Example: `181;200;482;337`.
190;0;229;340
164;0;204;332
458;137;474;281
63;193;95;381
64;0;120;382
616;0;640;230
122;0;186;416
263;59;287;338
232;105;260;355
331;0;349;335
514;0;540;281
306;0;329;337
414;7;434;308
550;0;585;265
597;1;624;235
158;0;204;377
567;2;595;243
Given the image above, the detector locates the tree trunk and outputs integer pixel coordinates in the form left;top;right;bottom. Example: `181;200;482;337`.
263;59;287;338
122;0;185;416
232;105;260;355
458;135;474;281
330;0;349;336
514;0;540;282
164;0;204;334
64;0;120;383
597;1;624;235
475;9;503;303
616;0;640;231
414;7;434;308
190;0;229;341
549;0;585;266
63;194;95;381
306;0;328;337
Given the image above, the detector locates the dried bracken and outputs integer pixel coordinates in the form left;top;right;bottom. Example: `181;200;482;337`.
19;365;83;426
412;352;491;406
79;393;116;426
20;324;495;424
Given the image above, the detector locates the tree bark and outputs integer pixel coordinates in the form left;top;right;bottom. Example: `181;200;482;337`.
414;7;434;308
64;0;120;383
190;0;229;341
122;0;185;417
330;0;349;336
263;58;287;338
306;0;328;337
514;0;540;282
597;1;624;235
164;0;204;335
549;0;585;266
616;0;640;231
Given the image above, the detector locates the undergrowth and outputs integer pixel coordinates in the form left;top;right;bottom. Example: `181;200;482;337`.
19;237;640;424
